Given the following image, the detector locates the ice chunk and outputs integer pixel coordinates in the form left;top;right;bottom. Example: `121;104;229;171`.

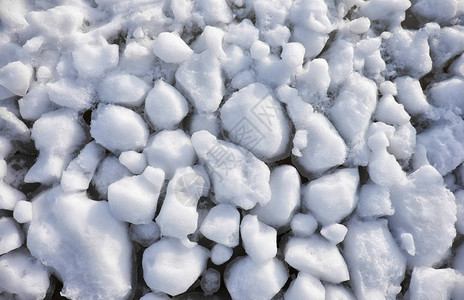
91;105;149;154
211;243;233;265
320;223;347;244
394;76;430;115
284;235;349;283
13;200;32;223
263;25;291;48
98;72;150;107
201;268;221;295
0;217;24;255
175;50;224;113
27;187;132;299
303;168;359;225
200;204;240;248
119;151;147;175
191;130;271;210
430;77;464;113
221;44;253;79
61;141;105;192
221;83;290;160
324;284;356;300
72;41;119;78
142;237;209;296
281;42;305;69
409;267;464;300
171;0;193;23
145;80;189;130
290;213;318;237
412;0;464;24
0;61;32;96
225;256;288;300
389;165;457;267
284;272;325;300
130;221;160;247
120;41;155;76
189;112;220;136
241;214;277;263
295;58;331;101
18;84;54;121
140;292;170;300
323;39;354;88
361;0;410;27
144;130;196;179
357;182;394;218
347;17;371;35
153;32;193;64
251;165;300;228
449;53;464;77
455;189;464;234
375;95;410;126
224;19;259;49
192;26;226;58
156;166;209;240
47;78;94;111
250;40;270;60
0;249;50;300
0;162;26;211
0;107;30;141
344;219;406;299
388;122;416;161
25;109;86;185
195;0;233;25
109;167;165;224
92;156;132;198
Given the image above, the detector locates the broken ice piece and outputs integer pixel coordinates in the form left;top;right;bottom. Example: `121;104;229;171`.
0;61;32;96
130;221;160;247
119;151;147;175
320;223;347;244
284;272;325;300
153;32;193;64
13;200;32;224
210;243;233;265
98;72;150;107
0;217;24;255
240;214;277;263
290;213;318;238
200;204;240;248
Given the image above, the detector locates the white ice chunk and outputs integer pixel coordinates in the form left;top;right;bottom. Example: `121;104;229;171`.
344;219;406;300
449;53;464;78
72;41;119;78
142;237;209;296
263;25;291;48
119;151;147;175
375;95;410;126
145;80;189;130
109;167;165;224
323;39;354;88
284;235;349;283
220;44;253;79
25;109;85;185
92;156;132;198
61;141;105;192
0;249;50;300
98;72;150;107
200;204;240;248
281;42;305;69
191;130;271;210
211;244;233;265
284;272;325;300
295;58;331;101
27;187;132;299
144;129;196;179
175;50;224;113
303;168;359;225
153;32;193;64
18;85;54;121
409;267;464;300
320;223;347;244
224;19;259;49
389;165;457;267
225;256;288;300
324;284;356;300
47;78;94;112
192;26;226;58
130;221;160;247
250;40;270;60
91;105;149;154
347;17;371;35
195;0;233;25
430;77;464;113
290;213;318;237
251;165;300;228
361;0;410;27
0;217;23;255
171;0;193;23
140;292;170;300
201;268;221;295
400;232;416;256
357;182;394;218
189;112;220;136
0;107;30;141
455;189;464;234
0;61;32;96
412;0;464;24
394;76;430;115
388;122;416;161
120;41;155;76
13;200;32;224
240;214;277;263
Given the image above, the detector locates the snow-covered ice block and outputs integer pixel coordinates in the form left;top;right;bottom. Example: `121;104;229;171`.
430;77;464;113
455;189;464;234
449;53;464;78
344;219;406;300
251;165;300;228
263;25;291;48
175;50;224;113
61;141;105;192
142;237;209;296
388;122;416;161
153;32;193;64
324;284;356;300
0;107;29;141
250;40;270;60
119;151;147;175
156;166;209;240
220;83;290;161
357;182;394;218
284;272;325;300
284;235;349;283
290;213;318;237
144;130;196;179
389;165;457;267
241;214;277;263
200;204;240;248
412;0;464;24
191;130;271;210
0;217;24;255
98;72;150;107
120;41;155;76
375;94;410;126
47;78;94;112
25;108;85;185
281;42;305;69
394;76;430;115
72;41;119;78
0;61;32;96
18;85;54;121
109;167;165;224
192;26;226;58
347;17;371;35
92;156;132;198
295;58;331;101
330;73;377;165
130;221;160;247
195;0;233;25
27;187;132;299
0;161;26;211
224;19;259;49
0;249;50;300
320;223;347;244
189;112;220;136
353;37;385;79
171;0;193;23
409;267;464;300
211;243;233;265
13;200;32;223
225;256;288;300
145;80;189;130
360;0;410;27
323;39;354;88
221;44;253;79
91;105;149;154
417;113;464;176
303;168;359;225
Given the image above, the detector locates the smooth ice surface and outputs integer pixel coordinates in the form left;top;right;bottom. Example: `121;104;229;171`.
98;72;150;107
153;32;193;64
240;214;277;263
13;200;32;224
284;272;325;300
200;204;240;248
0;217;24;255
211;244;233;265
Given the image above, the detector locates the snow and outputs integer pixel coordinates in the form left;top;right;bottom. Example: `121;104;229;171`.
0;61;32;96
357;182;394;218
225;19;259;49
142;237;209;296
46;78;94;112
394;76;430;115
240;214;277;263
72;41;119;79
0;217;24;255
98;72;150;107
200;204;240;248
408;267;464;300
153;32;193;64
